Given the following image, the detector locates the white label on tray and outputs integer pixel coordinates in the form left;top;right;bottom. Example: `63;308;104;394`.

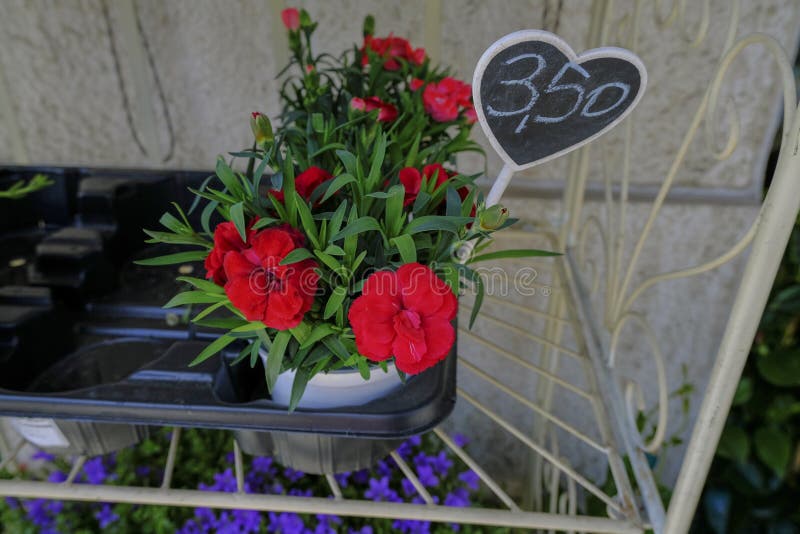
8;418;70;448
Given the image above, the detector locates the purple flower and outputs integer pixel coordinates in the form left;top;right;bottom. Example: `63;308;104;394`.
47;470;67;483
459;469;480;491
289;487;313;497
82;457;109;485
453;433;469;447
268;511;309;533
397;435;422;458
364;476;400;502
392;518;431;534
200;468;238;493
412;452;430;469
401;477;417;497
4;497;19;509
95;503;120;528
376;459;393;477
352;469;370;485
430;451;453;476
176;519;204;534
349;528;373;534
283;467;305;483
333;471;350;488
25;499;55;527
315;514;342;534
135;465;151;478
232;508;263;532
252;456;276;476
415;464;438;488
444;487;470;508
225;451;235;463
32;450;55;462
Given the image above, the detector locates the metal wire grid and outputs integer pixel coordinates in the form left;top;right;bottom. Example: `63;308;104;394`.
0;246;648;533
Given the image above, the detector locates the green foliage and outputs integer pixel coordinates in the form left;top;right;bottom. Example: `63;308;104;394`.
0;174;53;199
694;215;800;533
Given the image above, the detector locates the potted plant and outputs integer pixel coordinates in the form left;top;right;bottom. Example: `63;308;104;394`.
138;7;554;470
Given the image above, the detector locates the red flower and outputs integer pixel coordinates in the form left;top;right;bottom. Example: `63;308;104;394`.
409;78;425;91
205;220;254;286
281;8;300;31
422;77;473;123
464;105;478;124
223;227;319;330
348;263;457;374
350;96;399;123
270;166;332;203
361;35;425;71
398;164;456;207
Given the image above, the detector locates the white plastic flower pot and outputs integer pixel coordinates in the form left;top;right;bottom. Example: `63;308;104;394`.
265;351;404;409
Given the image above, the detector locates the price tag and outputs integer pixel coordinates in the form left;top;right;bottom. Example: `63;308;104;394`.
473;30;647;171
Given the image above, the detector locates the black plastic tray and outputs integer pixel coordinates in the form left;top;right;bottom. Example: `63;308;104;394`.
0;166;456;443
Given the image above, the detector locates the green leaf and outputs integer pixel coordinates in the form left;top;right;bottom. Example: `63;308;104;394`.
385;185;404;236
201;200;219;236
322;336;350;362
251;217;280;230
280;248;315;265
716;425;750;463
329;201;347;241
249;339;262;367
299;323;337;349
265;330;291;394
163;291;226;308
331;216;382;242
324;245;346;256
294;193;319;248
366;134;387;189
754;427;791;476
193;317;247;330
159;212;186;234
469;248;562;263
391;234;417;263
336;150;358;177
324;286;347;320
412;191;431;213
216;156;243;197
191;299;229;323
404;215;471;236
288;367;311;412
311;113;325;133
189;335;236;366
357;357;370;380
229;202;247;241
756;349;800;387
231;322;272;333
176;276;224;294
732;377;753;406
457;264;484;328
322;174;357;203
315;250;343;273
134;250;208;266
445;187;462;218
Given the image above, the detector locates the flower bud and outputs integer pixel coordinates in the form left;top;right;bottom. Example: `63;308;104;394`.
250;112;273;146
363;15;375;37
478;204;509;231
281;8;300;31
299;9;312;29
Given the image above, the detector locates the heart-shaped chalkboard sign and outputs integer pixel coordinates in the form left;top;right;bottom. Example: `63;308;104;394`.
473;30;647;170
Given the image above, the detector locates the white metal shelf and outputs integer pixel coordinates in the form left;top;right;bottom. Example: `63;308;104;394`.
3;1;800;533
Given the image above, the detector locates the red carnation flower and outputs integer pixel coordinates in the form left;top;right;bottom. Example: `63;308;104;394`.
350;96;399;123
281;8;300;31
205;220;255;286
223;227;319;330
270;166;332;204
361;34;425;71
409;78;425;91
349;263;456;374
422;77;473;123
398;164;456;207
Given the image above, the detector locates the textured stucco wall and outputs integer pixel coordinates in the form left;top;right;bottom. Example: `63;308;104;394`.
1;0;799;503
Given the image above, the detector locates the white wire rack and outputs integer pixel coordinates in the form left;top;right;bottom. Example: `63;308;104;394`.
2;1;800;533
